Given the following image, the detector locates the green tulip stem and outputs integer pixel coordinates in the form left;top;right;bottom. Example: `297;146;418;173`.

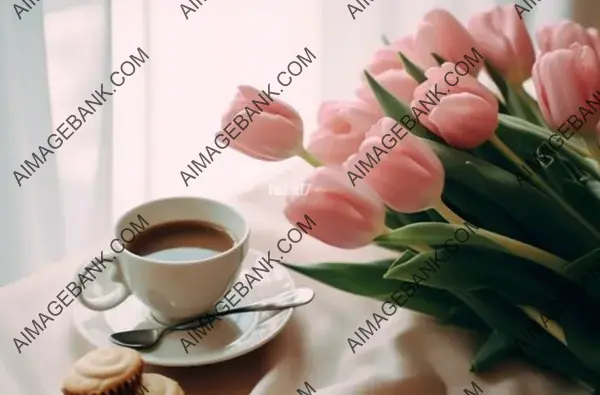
432;200;568;271
298;148;324;167
430;200;464;224
506;86;528;120
490;135;600;242
583;134;600;169
520;305;566;345
513;85;548;127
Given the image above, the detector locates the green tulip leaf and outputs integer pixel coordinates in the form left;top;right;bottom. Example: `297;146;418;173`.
441;180;532;244
281;259;397;299
560;304;600;376
383;246;584;311
431;52;447;66
498;114;552;140
399;52;426;83
374;222;504;251
495;116;587;186
456;290;600;388
483;116;576;185
561;151;600;184
280;259;483;328
496;114;600;182
560;180;600;227
384;208;408;229
363;71;433;140
471;330;518;373
562;248;600;302
388;249;417;271
428;139;597;258
381;34;391;45
384;208;436;230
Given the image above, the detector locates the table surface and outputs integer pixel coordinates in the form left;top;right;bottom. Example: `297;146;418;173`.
0;164;587;395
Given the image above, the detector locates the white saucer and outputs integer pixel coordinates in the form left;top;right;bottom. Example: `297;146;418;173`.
72;248;296;367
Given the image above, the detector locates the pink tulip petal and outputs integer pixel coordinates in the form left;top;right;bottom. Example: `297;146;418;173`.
353;128;444;213
365;155;443;213
391;35;438;71
283;167;385;249
229;142;280;161
284;197;381;249
416;9;481;76
318;101;345;122
309;102;379;165
357;69;418;108
540;50;586;123
394;134;445;177
427;93;498;149
307;129;365;165
536;21;596;54
309;166;384;215
229;112;302;160
237;85;303;130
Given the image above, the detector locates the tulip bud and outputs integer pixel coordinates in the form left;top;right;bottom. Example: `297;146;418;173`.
467;5;535;84
532;44;600;134
537;21;597;55
347;117;445;213
220;85;303;161
284;167;386;249
411;63;499;149
415;9;483;76
307;101;379;166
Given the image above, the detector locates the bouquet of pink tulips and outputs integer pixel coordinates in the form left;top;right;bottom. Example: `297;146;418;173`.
220;5;600;391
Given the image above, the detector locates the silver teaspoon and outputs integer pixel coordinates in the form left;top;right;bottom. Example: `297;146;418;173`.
109;287;315;349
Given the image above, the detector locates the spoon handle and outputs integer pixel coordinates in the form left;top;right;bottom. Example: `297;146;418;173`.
171;304;285;331
171;288;314;331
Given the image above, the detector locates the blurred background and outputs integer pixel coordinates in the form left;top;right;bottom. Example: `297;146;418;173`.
0;0;592;285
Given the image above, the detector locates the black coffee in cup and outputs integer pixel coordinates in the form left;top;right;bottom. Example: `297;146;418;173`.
126;220;235;262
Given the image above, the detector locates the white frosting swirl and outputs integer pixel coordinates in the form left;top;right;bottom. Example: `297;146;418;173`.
62;347;141;392
142;374;185;395
74;347;139;378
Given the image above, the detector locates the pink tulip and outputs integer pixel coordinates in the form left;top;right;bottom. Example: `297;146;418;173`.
415;9;483;76
537;21;597;55
533;44;600;133
410;63;498;149
307;101;379;166
284;166;386;249
366;35;438;77
366;46;404;77
220;85;303;161
347;117;444;213
467;5;535;84
587;28;600;57
356;69;419;116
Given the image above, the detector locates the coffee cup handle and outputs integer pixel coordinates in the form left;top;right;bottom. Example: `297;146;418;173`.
74;251;131;311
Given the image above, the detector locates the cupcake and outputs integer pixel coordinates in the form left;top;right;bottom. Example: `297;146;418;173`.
139;374;185;395
61;347;144;395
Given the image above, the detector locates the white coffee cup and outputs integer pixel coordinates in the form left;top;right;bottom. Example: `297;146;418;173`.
73;196;250;324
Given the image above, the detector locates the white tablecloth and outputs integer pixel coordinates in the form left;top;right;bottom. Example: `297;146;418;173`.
0;164;587;395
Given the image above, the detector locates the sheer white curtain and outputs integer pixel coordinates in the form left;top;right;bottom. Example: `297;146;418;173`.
0;0;113;286
0;0;576;286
